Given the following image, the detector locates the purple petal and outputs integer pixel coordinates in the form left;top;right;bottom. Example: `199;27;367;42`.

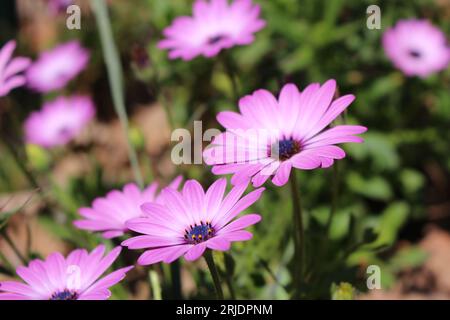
214;187;264;229
184;243;207;261
138;245;191;265
272;161;292;186
206;237;231;251
221;230;253;242
218;214;261;234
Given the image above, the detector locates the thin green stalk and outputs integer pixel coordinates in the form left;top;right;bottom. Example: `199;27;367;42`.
92;0;144;188
149;269;162;300
204;250;224;300
289;171;304;297
224;253;236;300
224;272;236;300
0;251;15;275
221;53;239;103
325;163;339;232
325;113;344;232
258;257;287;290
25;219;32;258
159;91;175;132
0;229;27;265
170;260;182;299
92;0;163;297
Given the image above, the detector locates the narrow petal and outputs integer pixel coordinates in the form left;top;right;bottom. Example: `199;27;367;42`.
218;214;261;234
304;125;367;148
183;180;206;223
3;57;31;79
221;230;253;242
121;235;184;249
204;178;227;222
217;111;250;129
0;281;36;297
278;83;301;134
301;79;336;135
304;94;355;139
0;293;30;300
138;245;191;265
206;237;231;251
0;40;16;72
214;187;264;229
272;161;292;186
184;243;207;261
81;266;133;297
290;152;322;170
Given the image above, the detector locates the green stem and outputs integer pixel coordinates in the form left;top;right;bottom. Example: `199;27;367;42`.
204;250;224;300
221;53;239;103
0;251;15;275
159;91;175;132
289;171;304;297
149;269;162;300
224;253;236;300
325;163;339;231
92;0;144;188
170;260;182;299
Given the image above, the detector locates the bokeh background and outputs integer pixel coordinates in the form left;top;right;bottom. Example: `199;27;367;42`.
0;0;449;299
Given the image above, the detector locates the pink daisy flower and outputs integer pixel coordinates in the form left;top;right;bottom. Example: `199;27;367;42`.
24;95;95;148
203;80;367;187
74;176;183;239
383;19;450;77
158;0;266;61
122;178;264;265
26;40;89;92
0;245;133;300
0;40;31;97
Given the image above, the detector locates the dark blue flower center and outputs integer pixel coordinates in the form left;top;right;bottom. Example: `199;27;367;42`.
408;49;421;58
207;35;226;45
184;222;215;244
50;289;78;300
269;139;301;161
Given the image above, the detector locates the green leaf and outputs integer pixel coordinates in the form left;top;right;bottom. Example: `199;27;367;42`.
389;247;428;272
329;210;351;240
400;169;425;194
346;172;393;201
346;132;399;171
371;202;410;248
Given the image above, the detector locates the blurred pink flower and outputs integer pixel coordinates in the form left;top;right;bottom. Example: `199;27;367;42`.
203;80;367;187
383;19;450;77
24;95;95;148
0;40;31;97
122;178;264;265
0;245;133;300
74;176;183;239
46;0;73;14
158;0;266;60
26;41;89;92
